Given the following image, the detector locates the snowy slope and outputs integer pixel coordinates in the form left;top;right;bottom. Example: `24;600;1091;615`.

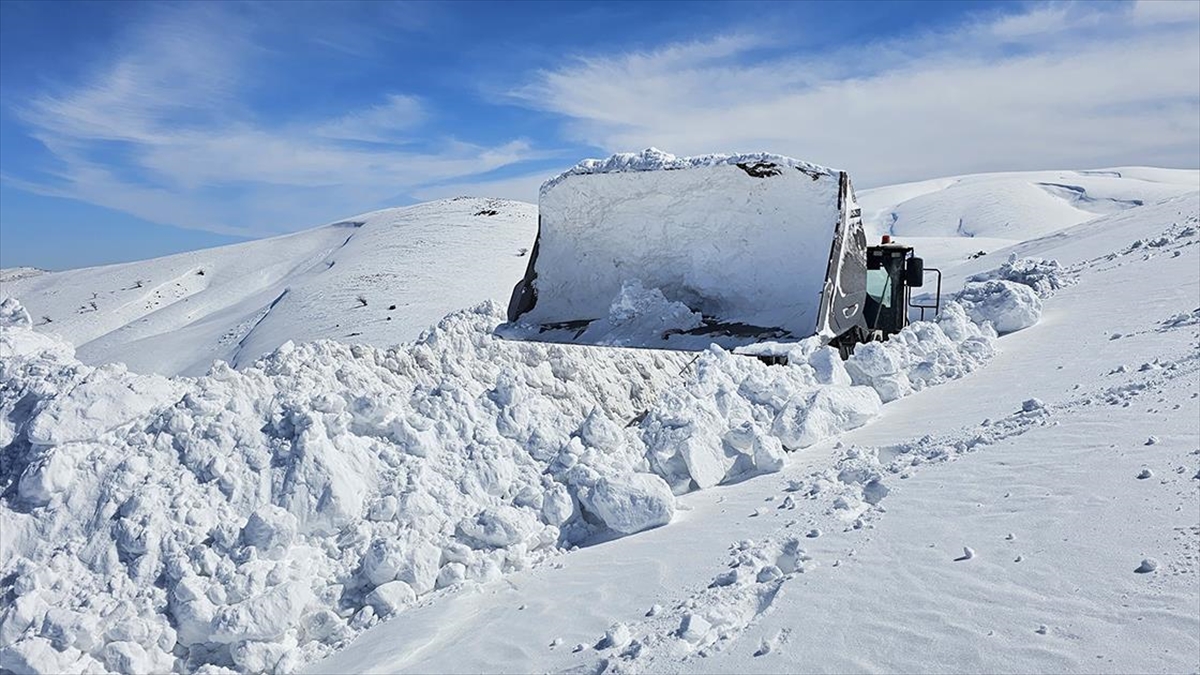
312;193;1200;675
0;198;536;376
858;166;1198;246
1;166;1197;675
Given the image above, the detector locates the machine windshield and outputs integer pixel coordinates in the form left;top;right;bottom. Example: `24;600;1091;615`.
866;268;893;308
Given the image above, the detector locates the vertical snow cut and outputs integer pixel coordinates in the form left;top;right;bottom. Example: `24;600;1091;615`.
506;149;869;349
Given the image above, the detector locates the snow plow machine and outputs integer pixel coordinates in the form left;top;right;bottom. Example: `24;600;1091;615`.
502;150;940;363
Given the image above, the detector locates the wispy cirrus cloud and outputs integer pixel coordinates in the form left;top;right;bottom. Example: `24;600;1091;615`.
513;1;1200;187
7;3;541;237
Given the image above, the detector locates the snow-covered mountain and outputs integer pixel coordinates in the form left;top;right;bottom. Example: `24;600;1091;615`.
1;198;536;376
3;168;1195;378
0;164;1196;675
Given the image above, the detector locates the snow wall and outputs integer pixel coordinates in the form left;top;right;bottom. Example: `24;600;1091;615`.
508;149;869;346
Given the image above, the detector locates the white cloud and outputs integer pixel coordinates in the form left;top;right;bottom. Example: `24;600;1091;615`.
515;3;1200;187
316;94;426;143
7;4;538;237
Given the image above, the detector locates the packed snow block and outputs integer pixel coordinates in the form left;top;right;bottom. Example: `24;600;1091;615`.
969;255;1072;298
723;422;786;474
169;578;219;646
540;482;578;527
16;445;83;506
581;473;675;534
957;280;1042;334
102;640;154;674
517;149;854;340
209;581;313;643
678;433;733;490
0;297;32;328
25;364;180;447
844;342;914;403
456;504;541;549
0;594;49;649
230;639;291;674
364;580;416;617
0;636;88;675
772;386;882;449
807;346;852;386
241;505;298;556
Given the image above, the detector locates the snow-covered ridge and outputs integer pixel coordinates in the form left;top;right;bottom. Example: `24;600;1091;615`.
541;148;839;195
1;198;537;376
0;267;48;284
858;167;1199;243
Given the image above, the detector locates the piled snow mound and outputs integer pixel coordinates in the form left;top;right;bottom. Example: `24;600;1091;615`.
846;302;998;402
0;297;33;328
1;301;694;673
577;280;703;347
968;255;1074;298
0;286;1013;672
956;281;1043;335
541;147;837;194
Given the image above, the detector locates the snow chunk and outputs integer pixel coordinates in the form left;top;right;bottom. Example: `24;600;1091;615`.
582;474;675;534
957;280;1042;334
0;297;32;328
543;147;837;194
600;623;632;650
209;582;313;643
364;581;416;617
456;505;541;549
242;505;298;557
1135;558;1159;573
969;256;1073;298
577;280;703;347
773;387;882;450
678;613;712;644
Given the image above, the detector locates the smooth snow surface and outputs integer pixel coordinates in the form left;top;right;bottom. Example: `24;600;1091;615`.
1;199;536;376
517;149;849;340
858;167;1199;243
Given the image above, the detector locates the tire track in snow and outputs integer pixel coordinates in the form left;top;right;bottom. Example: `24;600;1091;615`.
575;342;1199;673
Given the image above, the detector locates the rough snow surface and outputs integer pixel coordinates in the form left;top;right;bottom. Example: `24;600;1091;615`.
541;147;838;194
956;280;1043;335
0;272;1008;674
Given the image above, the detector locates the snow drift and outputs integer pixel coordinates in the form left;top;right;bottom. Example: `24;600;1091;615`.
0;261;1014;673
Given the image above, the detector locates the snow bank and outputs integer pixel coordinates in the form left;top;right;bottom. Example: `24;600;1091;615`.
956;280;1042;335
846;301;998;402
968;255;1074;298
0;283;1014;672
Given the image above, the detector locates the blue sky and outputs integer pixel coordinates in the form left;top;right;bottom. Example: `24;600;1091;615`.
1;1;1197;271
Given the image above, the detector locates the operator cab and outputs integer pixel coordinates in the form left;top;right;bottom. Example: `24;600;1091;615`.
864;235;940;339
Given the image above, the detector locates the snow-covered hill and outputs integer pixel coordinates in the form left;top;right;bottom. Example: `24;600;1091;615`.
2;168;1195;378
0;164;1196;675
0;198;536;376
313;191;1200;675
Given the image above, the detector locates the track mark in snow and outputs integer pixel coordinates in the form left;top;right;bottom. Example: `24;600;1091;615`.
594;339;1200;669
1036;182;1145;213
230;289;290;368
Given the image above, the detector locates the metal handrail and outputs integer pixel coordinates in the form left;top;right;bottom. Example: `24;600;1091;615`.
909;267;942;321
